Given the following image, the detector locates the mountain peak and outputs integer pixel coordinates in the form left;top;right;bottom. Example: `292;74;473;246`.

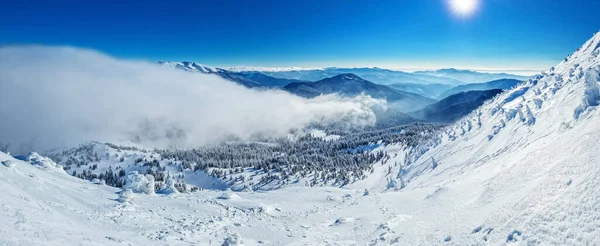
157;61;219;73
556;31;600;71
331;73;363;81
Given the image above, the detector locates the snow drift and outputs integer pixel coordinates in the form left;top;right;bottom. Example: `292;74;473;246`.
0;46;381;153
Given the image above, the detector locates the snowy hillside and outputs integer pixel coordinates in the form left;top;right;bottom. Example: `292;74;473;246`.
395;31;600;244
46;123;441;192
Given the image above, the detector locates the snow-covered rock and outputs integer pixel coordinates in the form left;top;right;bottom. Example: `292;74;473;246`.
2;159;15;167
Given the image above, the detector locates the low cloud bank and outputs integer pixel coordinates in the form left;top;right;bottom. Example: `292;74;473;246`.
0;46;381;153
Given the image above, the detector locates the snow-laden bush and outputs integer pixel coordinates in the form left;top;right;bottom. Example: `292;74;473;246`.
2;160;15;168
158;178;179;195
241;185;253;192
387;178;399;191
117;189;134;203
222;233;243;246
25;152;65;172
574;66;600;119
123;171;155;195
91;178;106;185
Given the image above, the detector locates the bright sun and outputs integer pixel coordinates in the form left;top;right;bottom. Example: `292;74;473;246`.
449;0;478;17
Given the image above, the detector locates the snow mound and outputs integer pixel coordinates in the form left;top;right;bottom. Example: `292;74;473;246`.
24;152;65;172
123;171;155;194
218;189;241;200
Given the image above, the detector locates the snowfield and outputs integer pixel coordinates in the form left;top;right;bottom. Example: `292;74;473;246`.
1;32;600;245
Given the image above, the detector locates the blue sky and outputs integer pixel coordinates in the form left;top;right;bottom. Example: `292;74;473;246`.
1;0;599;72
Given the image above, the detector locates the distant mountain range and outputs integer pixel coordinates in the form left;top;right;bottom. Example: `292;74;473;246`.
159;61;529;122
437;78;522;99
253;67;531;86
408;89;504;123
159;61;531;88
259;67;465;86
413;68;530;83
283;73;436;111
387;83;454;99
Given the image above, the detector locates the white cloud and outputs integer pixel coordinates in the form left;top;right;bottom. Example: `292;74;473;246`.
0;46;381;153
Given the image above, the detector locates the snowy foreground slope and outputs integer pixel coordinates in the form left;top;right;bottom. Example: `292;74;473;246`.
2;32;600;245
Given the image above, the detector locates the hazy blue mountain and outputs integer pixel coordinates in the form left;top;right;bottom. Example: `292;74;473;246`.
408;89;504;123
284;73;437;111
438;78;523;99
370;105;421;129
238;72;304;87
261;67;465;85
414;68;530;84
215;72;264;88
388;83;454;99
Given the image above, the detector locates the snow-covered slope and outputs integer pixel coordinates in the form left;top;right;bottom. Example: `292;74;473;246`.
395;31;600;244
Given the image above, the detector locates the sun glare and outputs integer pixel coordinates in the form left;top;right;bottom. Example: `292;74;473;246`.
449;0;478;17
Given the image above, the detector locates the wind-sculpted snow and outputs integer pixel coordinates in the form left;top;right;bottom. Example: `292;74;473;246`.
0;46;382;154
392;31;600;245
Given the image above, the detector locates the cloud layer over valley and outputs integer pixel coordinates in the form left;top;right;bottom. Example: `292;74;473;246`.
0;46;381;153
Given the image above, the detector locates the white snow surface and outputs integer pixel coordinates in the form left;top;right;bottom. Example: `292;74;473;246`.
1;32;600;245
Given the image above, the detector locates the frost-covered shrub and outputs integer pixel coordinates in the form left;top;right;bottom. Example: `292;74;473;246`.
222;233;243;246
123;171;155;194
241;185;253;192
387;178;401;191
25;152;65;173
574;66;600;119
26;152;61;169
158;178;179;195
117;189;134;203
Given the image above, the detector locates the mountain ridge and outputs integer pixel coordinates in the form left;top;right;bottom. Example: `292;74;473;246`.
283;73;437;111
408;89;504;123
437;78;523;99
